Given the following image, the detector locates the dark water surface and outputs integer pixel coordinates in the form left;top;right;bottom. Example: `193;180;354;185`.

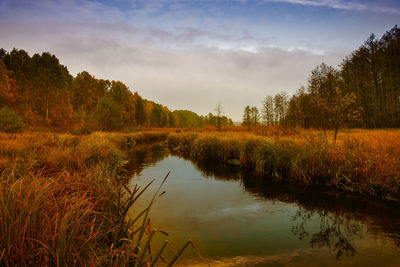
127;143;400;266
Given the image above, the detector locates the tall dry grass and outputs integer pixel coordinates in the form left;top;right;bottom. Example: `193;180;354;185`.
0;131;207;266
0;131;167;174
168;129;400;201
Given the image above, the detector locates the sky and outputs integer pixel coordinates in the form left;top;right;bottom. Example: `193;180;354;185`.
0;0;399;121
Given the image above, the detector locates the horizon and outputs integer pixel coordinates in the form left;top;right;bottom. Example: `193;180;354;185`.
0;0;399;121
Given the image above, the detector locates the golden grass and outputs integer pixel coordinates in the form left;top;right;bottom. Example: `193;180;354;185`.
168;129;400;201
0;131;210;266
0;131;167;174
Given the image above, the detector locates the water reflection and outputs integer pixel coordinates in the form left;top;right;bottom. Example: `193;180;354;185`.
125;144;400;262
123;142;169;177
190;156;400;259
292;208;358;259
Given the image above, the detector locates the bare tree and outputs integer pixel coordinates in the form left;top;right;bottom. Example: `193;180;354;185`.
214;102;223;132
262;95;274;125
251;106;259;126
274;91;289;125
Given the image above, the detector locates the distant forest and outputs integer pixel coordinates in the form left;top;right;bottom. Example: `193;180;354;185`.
252;25;400;130
0;49;233;131
1;26;399;132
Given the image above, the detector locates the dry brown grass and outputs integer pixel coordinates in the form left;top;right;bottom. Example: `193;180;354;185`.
0;131;191;266
0;131;167;175
168;128;400;201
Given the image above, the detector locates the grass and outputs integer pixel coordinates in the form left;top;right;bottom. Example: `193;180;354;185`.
168;129;400;201
0;131;207;266
2;127;399;265
0;131;168;174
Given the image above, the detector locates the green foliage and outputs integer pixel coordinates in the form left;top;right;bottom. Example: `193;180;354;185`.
173;110;203;127
0;106;25;133
87;97;122;131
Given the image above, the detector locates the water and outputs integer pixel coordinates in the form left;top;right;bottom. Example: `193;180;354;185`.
127;143;400;266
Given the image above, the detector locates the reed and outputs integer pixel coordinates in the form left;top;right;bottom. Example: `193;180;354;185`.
168;130;400;201
0;131;207;266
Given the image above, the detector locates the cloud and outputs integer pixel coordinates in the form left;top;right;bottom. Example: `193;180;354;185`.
0;18;342;120
263;0;400;14
0;0;391;121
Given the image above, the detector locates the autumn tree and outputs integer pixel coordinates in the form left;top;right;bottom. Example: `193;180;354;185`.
286;87;312;128
135;95;146;126
87;97;122;131
0;60;11;107
31;52;72;124
330;89;361;142
72;71;107;121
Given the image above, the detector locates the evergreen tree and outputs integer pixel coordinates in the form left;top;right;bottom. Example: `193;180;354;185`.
242;105;251;130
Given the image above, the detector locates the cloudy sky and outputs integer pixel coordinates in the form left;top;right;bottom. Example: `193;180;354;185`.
0;0;399;120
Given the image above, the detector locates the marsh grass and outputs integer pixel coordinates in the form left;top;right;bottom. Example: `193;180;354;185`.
168;130;400;201
0;131;208;266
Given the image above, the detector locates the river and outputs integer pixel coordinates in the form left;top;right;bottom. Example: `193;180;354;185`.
127;143;400;266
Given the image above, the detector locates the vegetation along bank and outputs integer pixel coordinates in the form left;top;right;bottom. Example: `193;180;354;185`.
0;131;204;266
168;130;400;202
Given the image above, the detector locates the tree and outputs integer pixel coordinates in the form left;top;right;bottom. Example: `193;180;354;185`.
173;110;203;127
274;91;289;125
72;71;104;118
329;89;361;143
250;106;259;126
31;52;72;124
214;102;223;131
0;60;11;107
0;106;25;133
242;105;252;131
262;95;274;125
135;95;146;126
87;97;122;131
151;104;162;128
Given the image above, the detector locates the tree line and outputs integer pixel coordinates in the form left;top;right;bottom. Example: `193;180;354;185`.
244;25;400;131
0;48;232;132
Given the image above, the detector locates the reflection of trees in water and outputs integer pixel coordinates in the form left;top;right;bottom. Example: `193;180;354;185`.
192;160;241;181
188;156;400;259
292;208;361;259
123;142;169;177
126;146;400;259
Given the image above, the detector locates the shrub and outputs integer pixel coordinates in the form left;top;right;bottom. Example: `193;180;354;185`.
0;106;25;133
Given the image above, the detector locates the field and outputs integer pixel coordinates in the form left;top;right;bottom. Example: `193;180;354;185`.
168;127;400;201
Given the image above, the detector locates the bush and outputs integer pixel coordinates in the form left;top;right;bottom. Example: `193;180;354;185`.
0;106;25;133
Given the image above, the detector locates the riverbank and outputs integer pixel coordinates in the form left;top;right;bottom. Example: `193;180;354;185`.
0;131;172;266
168;130;400;202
